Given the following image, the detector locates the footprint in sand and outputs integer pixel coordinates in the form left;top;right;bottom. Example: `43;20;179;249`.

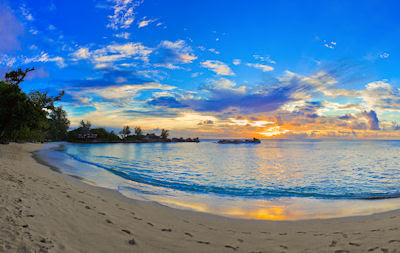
329;241;337;247
184;232;193;237
196;241;210;245
121;229;131;235
225;245;239;250
161;228;172;232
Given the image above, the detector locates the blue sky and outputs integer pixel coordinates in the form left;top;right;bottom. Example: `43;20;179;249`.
1;0;400;138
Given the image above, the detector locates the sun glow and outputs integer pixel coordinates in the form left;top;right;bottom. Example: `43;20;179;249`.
259;126;290;137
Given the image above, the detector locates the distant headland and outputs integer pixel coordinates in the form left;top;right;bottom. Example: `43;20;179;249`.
67;121;200;144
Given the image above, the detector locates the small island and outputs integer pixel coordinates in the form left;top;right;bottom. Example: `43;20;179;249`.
217;138;261;144
67;121;200;143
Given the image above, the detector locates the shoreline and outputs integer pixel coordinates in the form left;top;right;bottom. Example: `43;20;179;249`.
1;143;400;252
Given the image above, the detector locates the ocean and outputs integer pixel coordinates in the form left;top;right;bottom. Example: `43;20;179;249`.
37;139;400;220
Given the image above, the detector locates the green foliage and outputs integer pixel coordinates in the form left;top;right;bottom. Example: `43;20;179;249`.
47;107;70;141
0;68;67;143
91;128;120;141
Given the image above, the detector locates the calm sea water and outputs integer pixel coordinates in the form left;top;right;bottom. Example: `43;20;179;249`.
38;140;400;220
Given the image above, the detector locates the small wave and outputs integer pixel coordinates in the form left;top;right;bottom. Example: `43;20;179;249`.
62;152;400;200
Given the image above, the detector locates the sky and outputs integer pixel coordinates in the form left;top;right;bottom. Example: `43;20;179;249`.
1;0;400;139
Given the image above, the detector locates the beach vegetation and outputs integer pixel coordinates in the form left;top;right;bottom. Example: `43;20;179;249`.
0;68;68;143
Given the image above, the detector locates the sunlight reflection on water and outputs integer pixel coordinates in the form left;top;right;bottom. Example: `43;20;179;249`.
38;140;400;220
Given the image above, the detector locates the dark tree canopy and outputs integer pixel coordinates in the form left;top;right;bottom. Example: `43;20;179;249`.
0;68;69;142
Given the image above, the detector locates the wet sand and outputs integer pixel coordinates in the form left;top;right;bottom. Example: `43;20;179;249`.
1;143;399;252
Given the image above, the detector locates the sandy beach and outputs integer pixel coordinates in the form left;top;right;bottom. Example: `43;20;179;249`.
0;143;399;253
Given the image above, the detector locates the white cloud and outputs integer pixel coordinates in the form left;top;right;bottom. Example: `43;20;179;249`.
232;59;241;65
138;18;157;28
0;55;16;66
210;78;245;93
208;48;220;55
159;40;197;63
107;0;143;30
89;42;153;65
323;40;336;49
253;54;276;64
83;82;176;100
379;52;390;59
246;63;274;72
24;52;66;67
114;32;130;39
20;4;34;21
72;47;91;60
201;60;234;76
362;81;400;111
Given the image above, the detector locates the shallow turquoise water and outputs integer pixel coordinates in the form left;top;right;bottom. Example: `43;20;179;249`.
38;140;400;220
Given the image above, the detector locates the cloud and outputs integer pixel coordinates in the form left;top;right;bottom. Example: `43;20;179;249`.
147;96;188;108
72;42;153;67
64;68;152;89
114;32;130;39
323;40;336;49
232;59;241;65
0;4;24;53
24;52;66;67
72;47;91;60
362;81;400;111
361;110;380;130
153;40;197;68
138;17;157;28
107;0;143;30
201;60;234;76
202;78;246;93
246;63;274;72
253;54;276;64
20;4;34;21
379;52;389;59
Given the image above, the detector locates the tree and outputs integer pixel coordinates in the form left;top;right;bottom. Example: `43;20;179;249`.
120;126;131;139
134;126;143;137
47;107;70;141
0;68;65;142
160;129;169;139
80;120;91;129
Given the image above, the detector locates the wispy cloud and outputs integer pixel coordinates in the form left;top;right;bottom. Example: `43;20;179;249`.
24;52;66;67
107;0;143;30
138;17;157;28
379;52;390;59
232;59;241;65
20;4;34;21
153;40;197;69
246;63;274;72
253;54;276;64
201;60;234;76
323;40;336;49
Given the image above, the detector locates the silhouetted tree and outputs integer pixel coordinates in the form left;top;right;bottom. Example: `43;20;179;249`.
160;129;169;139
80;120;91;129
134;126;143;137
120;126;131;139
